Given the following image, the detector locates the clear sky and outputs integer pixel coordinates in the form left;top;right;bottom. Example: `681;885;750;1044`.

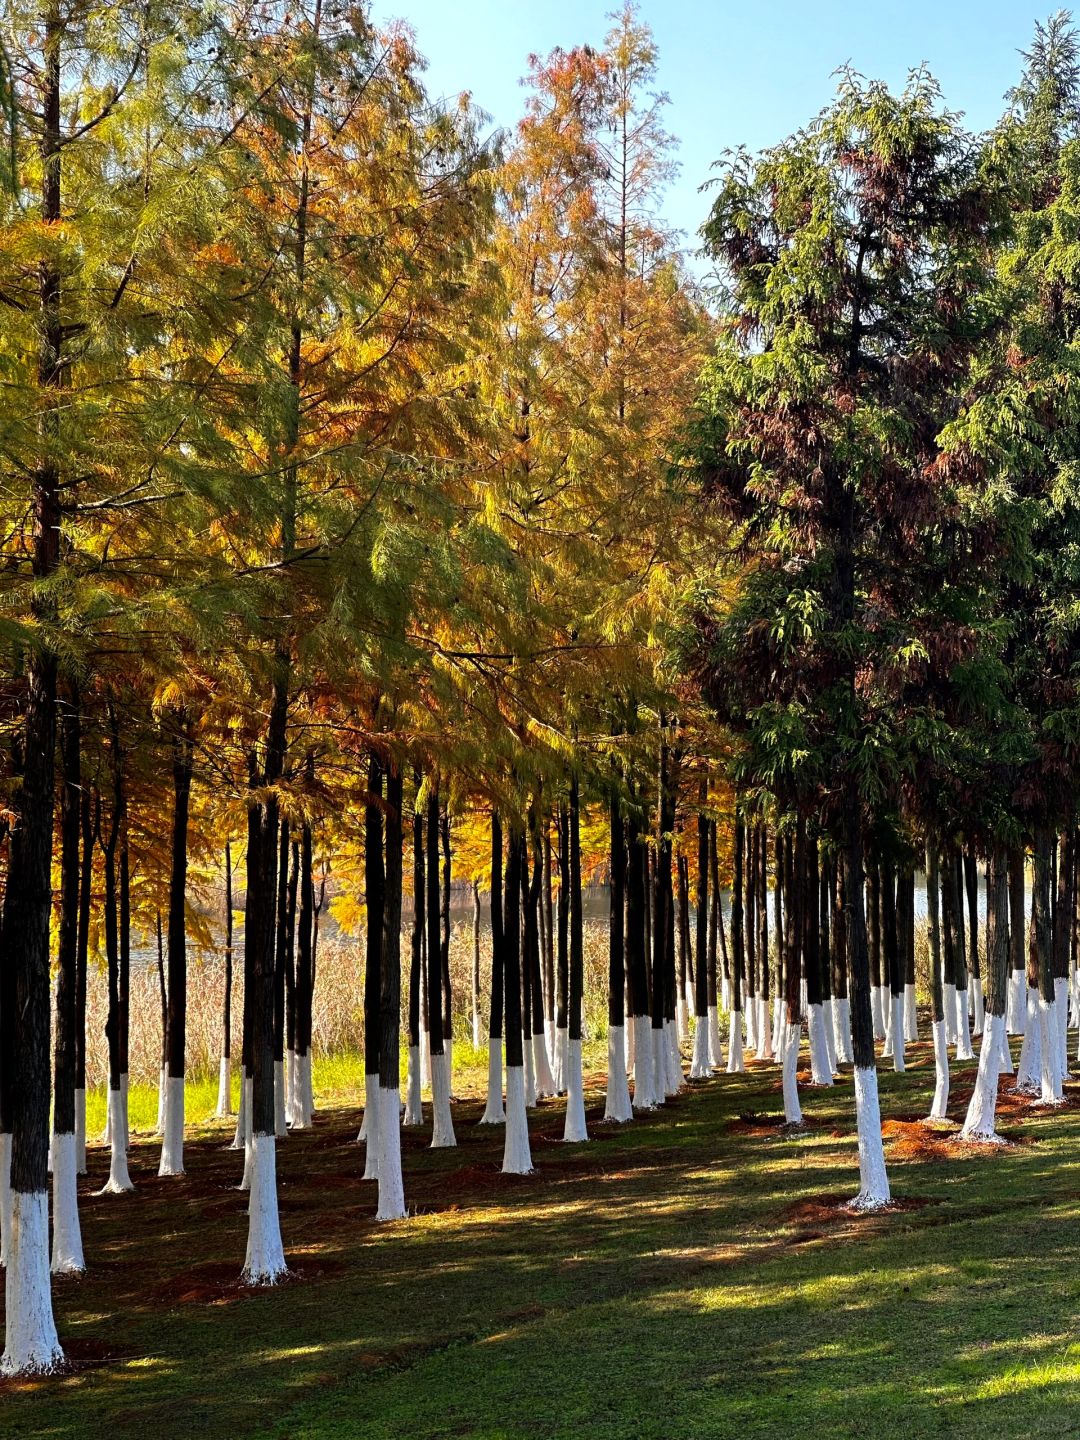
370;0;1057;263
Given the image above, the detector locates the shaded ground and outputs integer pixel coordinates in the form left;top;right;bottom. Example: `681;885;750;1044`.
5;1030;1080;1439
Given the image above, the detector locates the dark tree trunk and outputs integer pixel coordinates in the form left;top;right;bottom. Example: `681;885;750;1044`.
248;672;287;1142
296;812;314;1064
964;846;980;982
626;800;648;1020
379;764;403;1088
568;775;584;1045
426;788;444;1058
610;791;626;1028
166;721;194;1081
1008;846;1026;997
365;754;385;1092
542;822;555;1031
1053;829;1073;982
273;820;289;1073
881;854;900;1005
53;686;80;1137
440;811;452;1045
731;820;744;1017
409;782;424;1049
284;842;298;1054
985;845;1009;1018
897;863;915;999
223;842;234;1063
503;825;524;1067
489;813;504;1041
927;845;944;1025
75;789;93;1099
556;803;569;1031
694;785;709;1020
841;788;874;1071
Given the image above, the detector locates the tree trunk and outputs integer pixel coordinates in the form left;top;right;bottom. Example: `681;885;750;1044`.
502;824;531;1173
376;763;405;1220
480;812;505;1125
51;686;83;1273
427;788;454;1147
361;753;385;1175
160;720;194;1176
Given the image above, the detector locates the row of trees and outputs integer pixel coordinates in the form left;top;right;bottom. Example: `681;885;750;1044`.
5;0;1080;1387
684;15;1080;1201
0;0;713;1375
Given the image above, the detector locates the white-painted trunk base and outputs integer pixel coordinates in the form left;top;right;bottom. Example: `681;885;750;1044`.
727;1016;745;1073
563;1038;589;1141
1007;970;1026;1034
676;989;690;1045
632;1016;657;1110
689;1015;712;1080
216;1056;232;1118
230;1075;251;1150
361;1084;380;1179
502;1065;533;1174
273;1060;287;1138
665;1019;683;1095
833;995;853;1064
782;1023;803;1124
756;996;773;1061
242;1134;287;1284
376;1084;406;1221
961;1013;1005;1143
943;984;957;1047
430;1052;456;1148
850;1065;891;1210
0;1135;11;1268
299;1050;315;1125
707;1005;722;1071
404;1043;424;1126
554;1025;568;1095
822;998;839;1076
1;1191;62;1376
998;1021;1014;1075
479;1041;504;1125
1014;988;1042;1093
745;997;759;1054
771;996;784;1060
871;986;885;1041
972;976;984;1037
1055;976;1070;1081
955;988;974;1060
158;1075;185;1176
522;1030;536;1108
533;1032;557;1099
604;1025;633;1122
807;1004;833;1086
49;1133;84;1275
650;1026;669;1104
928;1018;950;1121
75;1090;86;1176
889;993;905;1073
903;984;918;1043
99;1089;134;1194
1038;994;1063;1105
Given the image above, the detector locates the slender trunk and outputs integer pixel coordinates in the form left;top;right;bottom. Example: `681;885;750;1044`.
376;763;405;1219
160;719;194;1175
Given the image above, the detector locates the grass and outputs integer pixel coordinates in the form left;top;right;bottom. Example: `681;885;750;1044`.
7;1026;1080;1439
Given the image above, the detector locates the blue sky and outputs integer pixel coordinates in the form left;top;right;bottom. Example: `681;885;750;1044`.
370;0;1057;261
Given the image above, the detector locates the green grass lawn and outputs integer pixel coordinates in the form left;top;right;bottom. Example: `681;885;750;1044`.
6;1032;1080;1439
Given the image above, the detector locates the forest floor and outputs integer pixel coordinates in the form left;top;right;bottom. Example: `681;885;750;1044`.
5;1028;1080;1440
